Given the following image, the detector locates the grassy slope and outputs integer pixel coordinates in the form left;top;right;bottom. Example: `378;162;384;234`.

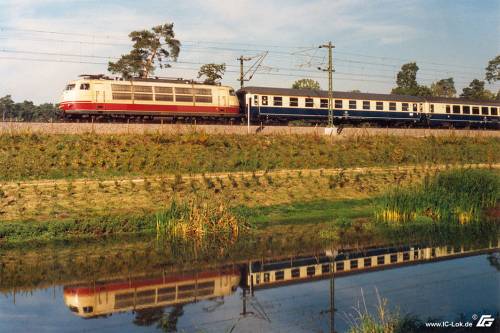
0;133;497;181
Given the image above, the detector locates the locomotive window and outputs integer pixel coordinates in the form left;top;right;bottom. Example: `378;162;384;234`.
112;93;132;100
446;105;451;113
402;103;409;111
273;96;282;106
463;106;470;114
305;98;314;107
430;104;434;113
376;102;383;110
452;105;460;114
133;85;153;93
80;83;90;90
229;89;235;96
349;100;357;109
335;100;343;108
264;272;270;282
112;84;131;92
155;94;173;102
413;103;418;112
262;96;268;105
253;95;258;105
195;96;212;103
193;88;211;95
83;306;94;314
472;107;479;114
320;99;328;108
155;86;173;94
134;93;153;101
362;101;370;110
176;95;194;102
389;102;396;111
481;107;489;115
289;97;298;107
175;87;193;94
65;84;75;91
491;107;498;115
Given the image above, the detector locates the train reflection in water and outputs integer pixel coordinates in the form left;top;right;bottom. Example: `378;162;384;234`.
64;242;498;318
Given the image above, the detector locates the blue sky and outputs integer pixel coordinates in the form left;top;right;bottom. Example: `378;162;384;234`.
0;0;498;103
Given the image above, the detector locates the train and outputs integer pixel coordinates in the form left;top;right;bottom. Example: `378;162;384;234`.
59;74;500;128
63;241;498;318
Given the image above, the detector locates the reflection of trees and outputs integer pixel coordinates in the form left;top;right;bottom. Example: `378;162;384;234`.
158;305;184;332
132;305;185;332
487;253;500;271
133;307;165;326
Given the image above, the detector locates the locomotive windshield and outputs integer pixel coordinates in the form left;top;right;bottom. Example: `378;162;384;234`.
65;84;75;91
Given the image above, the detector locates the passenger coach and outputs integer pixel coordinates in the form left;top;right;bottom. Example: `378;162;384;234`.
238;86;500;128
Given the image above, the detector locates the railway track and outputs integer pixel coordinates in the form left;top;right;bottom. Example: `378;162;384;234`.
1;121;499;137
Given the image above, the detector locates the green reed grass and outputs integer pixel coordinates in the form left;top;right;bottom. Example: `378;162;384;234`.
377;169;499;224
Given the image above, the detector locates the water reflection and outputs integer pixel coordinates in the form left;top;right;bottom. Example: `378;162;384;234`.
40;239;498;332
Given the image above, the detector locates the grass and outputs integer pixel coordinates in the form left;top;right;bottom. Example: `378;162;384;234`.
376;168;499;224
0;132;497;181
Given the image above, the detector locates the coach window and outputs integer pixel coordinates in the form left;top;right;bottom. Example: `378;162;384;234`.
376;102;383;110
350;259;358;269
452;105;460;114
362;101;370;110
305;98;314;107
481;107;489;115
335;100;343;109
289;97;298;107
413;103;417;112
446;105;450;114
472;107;479;115
389;102;396;111
349;100;357;110
273;96;283;106
320;99;328;108
430;104;434;113
80;83;90;90
275;270;285;281
491;107;498;115
291;268;300;278
402;103;409;111
262;96;268;106
253;95;258;105
463;106;470;114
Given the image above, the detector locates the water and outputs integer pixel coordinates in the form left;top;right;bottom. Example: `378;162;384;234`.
0;237;498;332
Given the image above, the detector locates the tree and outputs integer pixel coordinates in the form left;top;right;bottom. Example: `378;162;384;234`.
395;62;419;91
197;63;226;84
391;62;432;97
0;95;15;121
485;55;500;83
430;78;456;97
460;79;495;100
108;23;181;79
292;79;320;90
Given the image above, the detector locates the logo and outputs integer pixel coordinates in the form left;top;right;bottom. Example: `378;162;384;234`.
476;314;495;327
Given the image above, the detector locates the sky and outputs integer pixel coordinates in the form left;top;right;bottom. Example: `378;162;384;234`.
0;0;499;103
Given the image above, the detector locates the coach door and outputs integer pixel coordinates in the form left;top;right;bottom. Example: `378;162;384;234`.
94;84;105;111
218;88;227;112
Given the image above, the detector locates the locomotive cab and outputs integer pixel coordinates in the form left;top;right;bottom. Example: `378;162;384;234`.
59;79;94;114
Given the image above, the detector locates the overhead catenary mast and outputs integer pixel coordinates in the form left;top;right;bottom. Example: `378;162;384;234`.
318;41;335;130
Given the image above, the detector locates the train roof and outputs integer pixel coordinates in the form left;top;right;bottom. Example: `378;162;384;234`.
77;74;226;86
239;86;500;105
239;86;424;102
